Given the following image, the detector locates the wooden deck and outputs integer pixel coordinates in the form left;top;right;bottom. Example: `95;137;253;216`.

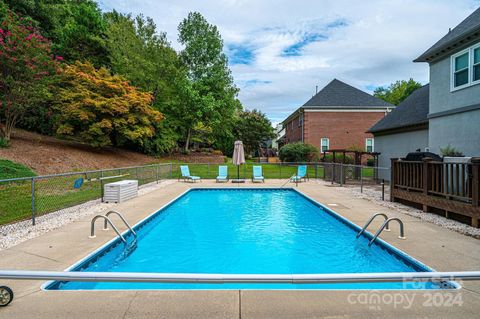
391;158;480;227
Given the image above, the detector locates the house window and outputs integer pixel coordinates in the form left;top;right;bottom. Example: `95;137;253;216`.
321;138;329;152
365;138;374;152
451;42;480;90
454;52;469;87
474;47;480;81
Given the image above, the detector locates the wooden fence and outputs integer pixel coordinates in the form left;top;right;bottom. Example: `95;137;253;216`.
391;158;480;227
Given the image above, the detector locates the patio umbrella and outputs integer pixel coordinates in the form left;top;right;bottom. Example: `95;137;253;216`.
232;140;245;180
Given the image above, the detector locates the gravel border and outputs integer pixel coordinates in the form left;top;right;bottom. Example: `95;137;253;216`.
0;179;176;250
316;180;480;239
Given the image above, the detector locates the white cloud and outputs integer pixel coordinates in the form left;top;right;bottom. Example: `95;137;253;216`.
98;0;479;124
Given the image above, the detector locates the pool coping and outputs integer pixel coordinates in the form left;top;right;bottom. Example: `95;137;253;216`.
41;187;460;291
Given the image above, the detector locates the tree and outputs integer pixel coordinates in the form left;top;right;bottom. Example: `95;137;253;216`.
373;79;422;106
178;12;241;152
0;4;60;142
234;109;275;155
105;12;190;154
4;0;109;67
54;61;163;147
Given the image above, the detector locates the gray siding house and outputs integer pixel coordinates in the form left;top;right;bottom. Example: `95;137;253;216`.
368;85;430;180
369;7;480;180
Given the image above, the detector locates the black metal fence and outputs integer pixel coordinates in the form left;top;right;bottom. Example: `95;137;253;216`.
0;162;388;226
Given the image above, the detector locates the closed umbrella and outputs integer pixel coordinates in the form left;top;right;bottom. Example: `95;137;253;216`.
232;140;245;182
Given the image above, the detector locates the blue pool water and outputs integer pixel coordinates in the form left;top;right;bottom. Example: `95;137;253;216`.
47;189;454;290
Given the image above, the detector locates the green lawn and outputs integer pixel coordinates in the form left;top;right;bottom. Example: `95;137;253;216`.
0;159;36;180
171;163;325;180
0;162;377;225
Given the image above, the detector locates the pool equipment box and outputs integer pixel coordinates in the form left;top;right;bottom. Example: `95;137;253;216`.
103;180;138;203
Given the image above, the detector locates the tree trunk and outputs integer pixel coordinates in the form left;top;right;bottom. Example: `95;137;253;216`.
185;127;191;152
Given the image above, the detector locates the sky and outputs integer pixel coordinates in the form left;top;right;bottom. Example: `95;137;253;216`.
98;0;479;125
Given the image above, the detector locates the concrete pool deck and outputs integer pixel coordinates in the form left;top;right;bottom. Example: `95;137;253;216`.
0;180;479;318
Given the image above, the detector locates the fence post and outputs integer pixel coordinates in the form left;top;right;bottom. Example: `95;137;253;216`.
100;170;104;203
340;164;344;186
471;157;479;227
390;158;397;202
31;177;36;226
331;164;334;184
422;157;433;212
360;167;363;193
170;163;173;179
279;163;282;179
156;164;159;184
315;163;318;179
381;179;385;201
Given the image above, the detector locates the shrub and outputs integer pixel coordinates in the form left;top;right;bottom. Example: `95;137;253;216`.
212;150;223;155
321;153;354;164
0;137;9;148
279;143;319;162
440;145;464;157
367;158;375;167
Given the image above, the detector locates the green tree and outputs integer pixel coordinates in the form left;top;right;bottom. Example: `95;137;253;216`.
0;4;60;142
4;0;109;67
54;61;163;147
178;12;241;152
105;11;190;154
373;79;422;106
234;109;275;155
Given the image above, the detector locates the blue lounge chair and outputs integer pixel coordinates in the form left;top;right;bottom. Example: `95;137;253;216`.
252;166;265;183
216;166;229;182
291;165;307;182
180;165;201;183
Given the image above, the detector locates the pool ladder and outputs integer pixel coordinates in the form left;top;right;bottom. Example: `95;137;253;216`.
356;213;406;246
89;210;137;243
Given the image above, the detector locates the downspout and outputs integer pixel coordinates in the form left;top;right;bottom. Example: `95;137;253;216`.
301;110;304;143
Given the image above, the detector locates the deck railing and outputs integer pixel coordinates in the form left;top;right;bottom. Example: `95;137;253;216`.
391;158;480;227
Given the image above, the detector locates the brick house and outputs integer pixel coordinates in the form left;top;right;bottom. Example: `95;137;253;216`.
282;79;394;152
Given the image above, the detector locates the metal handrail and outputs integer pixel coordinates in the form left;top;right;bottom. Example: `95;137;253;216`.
90;215;126;243
356;213;390;238
369;217;405;246
280;174;296;188
0;270;477;284
104;210;137;238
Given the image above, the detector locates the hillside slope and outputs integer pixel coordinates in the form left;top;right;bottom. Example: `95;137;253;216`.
0;130;157;175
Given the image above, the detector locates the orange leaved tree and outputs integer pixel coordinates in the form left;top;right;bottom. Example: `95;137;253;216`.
55;61;163;147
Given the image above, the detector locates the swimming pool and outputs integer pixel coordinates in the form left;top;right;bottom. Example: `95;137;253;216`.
46;188;456;290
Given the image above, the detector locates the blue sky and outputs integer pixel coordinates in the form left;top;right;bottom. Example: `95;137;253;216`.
98;0;479;125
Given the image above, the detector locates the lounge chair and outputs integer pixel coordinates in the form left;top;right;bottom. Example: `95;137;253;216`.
216;166;229;182
180;165;201;183
252;166;265;183
291;165;307;182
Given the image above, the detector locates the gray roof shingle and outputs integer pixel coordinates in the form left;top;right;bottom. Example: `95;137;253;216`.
414;7;480;62
302;79;394;108
368;85;429;134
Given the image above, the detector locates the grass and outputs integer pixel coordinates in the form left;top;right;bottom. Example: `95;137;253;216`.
0;159;36;180
0;162;377;226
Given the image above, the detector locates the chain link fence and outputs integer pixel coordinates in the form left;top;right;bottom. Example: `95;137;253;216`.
0;164;172;226
0;162;389;226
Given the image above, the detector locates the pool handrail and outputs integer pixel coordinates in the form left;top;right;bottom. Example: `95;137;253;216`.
369;217;405;246
104;210;137;238
356;213;390;238
90;215;126;243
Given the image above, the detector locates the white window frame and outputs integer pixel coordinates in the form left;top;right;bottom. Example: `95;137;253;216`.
320;138;329;152
473;44;480;84
450;42;480;91
365;138;374;152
